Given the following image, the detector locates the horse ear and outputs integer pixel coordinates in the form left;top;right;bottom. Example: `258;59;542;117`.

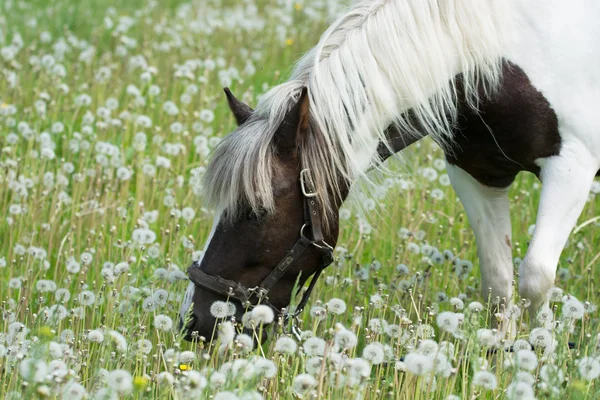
274;87;310;155
224;88;253;125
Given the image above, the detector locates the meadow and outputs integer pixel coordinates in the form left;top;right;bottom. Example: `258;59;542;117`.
1;0;600;398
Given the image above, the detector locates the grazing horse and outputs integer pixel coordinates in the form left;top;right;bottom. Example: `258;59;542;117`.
180;0;600;340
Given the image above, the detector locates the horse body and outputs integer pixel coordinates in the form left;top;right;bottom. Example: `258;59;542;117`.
181;0;600;339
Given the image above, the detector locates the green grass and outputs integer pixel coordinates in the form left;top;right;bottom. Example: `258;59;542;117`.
1;0;599;399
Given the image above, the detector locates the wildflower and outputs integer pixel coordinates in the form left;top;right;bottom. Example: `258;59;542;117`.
108;330;128;352
107;369;133;394
346;357;371;378
210;301;234;319
506;381;535;400
157;372;174;386
515;350;538;371
218;321;235;345
578;357;600;380
334;327;358;350
512;339;532;351
78;290;96;306
540;364;565;384
88;329;104;343
19;358;48;382
473;371;497;390
274;336;297;354
476;329;498;347
135;339;152;354
362;342;385;365
303;337;326;357
236;334;254;353
326;298;347;314
214;391;239;400
405;353;434;376
562;298;585;319
449;297;464;310
179;351;196;364
406;243;420;254
252;304;274;324
255;357;277;378
292;374;317;395
528;327;553;348
62;382;87;400
436;311;459;333
418;339;439;356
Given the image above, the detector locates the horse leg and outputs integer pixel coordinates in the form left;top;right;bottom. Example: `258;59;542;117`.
446;163;515;336
518;143;598;317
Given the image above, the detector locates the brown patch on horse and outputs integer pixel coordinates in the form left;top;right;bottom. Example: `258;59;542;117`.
446;61;562;188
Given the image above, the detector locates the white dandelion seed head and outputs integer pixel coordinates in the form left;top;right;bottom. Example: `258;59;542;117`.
303;337;326;357
251;304;274;324
178;350;196;364
515;349;538;371
210;301;235;319
472;370;497;390
107;369;133;394
476;329;498;347
218;321;235;345
292;373;317;395
562;298;585;320
506;381;534;400
326;298;347;315
404;353;434;376
274;336;297;355
235;334;254;353
436;311;459;333
362;342;385;365
578;356;600;380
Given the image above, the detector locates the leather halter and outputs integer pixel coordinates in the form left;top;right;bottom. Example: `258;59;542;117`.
187;168;335;324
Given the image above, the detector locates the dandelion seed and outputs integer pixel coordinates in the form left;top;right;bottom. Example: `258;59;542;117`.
578;357;600;380
562;298;585;319
292;374;317;395
362;342;385;365
218;321;235;345
78;290;96;306
515;349;538;371
19;358;48;382
236;334;254;353
88;329;104;343
251;304;274;324
255;357;277;378
210;301;233;319
528;327;552;348
274;336;297;354
303;337;326;357
404;353;434;376
473;371;497;390
506;381;535;400
436;311;459;333
326;298;347;314
62;382;87;400
512;339;532;352
107;369;133;394
476;329;498;347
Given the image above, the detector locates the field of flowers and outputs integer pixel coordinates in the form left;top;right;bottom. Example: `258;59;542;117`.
1;0;600;399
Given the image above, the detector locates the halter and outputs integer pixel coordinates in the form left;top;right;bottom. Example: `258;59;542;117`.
187;168;335;331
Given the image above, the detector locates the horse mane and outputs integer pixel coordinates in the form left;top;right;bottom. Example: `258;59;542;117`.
203;0;511;227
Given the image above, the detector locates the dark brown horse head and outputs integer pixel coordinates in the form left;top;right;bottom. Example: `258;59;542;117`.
179;88;343;341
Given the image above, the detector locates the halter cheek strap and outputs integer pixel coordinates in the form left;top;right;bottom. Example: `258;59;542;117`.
187;168;334;323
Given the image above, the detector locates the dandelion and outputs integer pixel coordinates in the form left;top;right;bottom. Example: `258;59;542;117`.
512;339;532;352
274;336;297;354
88;329;104;343
107;369;133;394
562;298;585;319
135;339;153;354
292;373;317;395
404;353;434;376
62;382;87;400
473;371;497;390
326;298;347;314
578;357;600;380
515;349;538;371
236;334;254;353
436;311;459;333
214;391;239;400
362;342;385;364
108;330;128;352
506;381;535;400
303;337;326;357
78;290;96;306
19;359;48;382
255;358;277;378
179;351;196;364
218;321;235;345
210;301;234;319
528;327;553;348
252;304;274;324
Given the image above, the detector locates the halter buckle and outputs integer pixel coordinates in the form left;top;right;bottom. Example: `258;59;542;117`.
300;169;317;198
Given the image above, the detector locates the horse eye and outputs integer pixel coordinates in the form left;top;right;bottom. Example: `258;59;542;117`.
246;207;267;222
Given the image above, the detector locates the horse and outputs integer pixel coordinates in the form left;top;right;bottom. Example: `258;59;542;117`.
179;0;600;341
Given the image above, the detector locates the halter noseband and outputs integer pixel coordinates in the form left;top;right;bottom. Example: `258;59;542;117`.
187;168;335;326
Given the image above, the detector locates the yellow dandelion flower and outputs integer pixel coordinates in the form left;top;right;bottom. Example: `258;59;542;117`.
294;3;303;11
133;376;149;390
285;38;294;46
179;364;189;371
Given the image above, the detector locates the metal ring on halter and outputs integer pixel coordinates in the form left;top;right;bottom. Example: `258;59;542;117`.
311;240;334;252
299;223;310;239
300;169;318;198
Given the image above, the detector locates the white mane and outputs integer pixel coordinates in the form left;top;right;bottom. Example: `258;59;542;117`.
204;0;512;226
